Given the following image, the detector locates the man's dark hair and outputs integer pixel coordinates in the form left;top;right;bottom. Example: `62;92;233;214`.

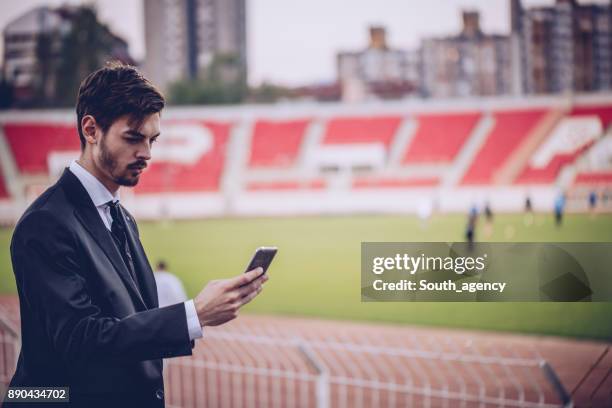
76;61;165;150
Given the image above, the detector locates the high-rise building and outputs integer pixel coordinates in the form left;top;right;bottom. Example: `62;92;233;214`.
420;11;512;98
336;26;419;102
520;6;556;94
516;0;612;94
143;0;247;92
143;0;190;92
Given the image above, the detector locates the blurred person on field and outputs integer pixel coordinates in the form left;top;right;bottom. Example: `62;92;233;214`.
465;204;478;250
554;191;566;227
483;201;493;238
588;190;597;217
154;260;188;307
524;195;534;226
417;199;433;230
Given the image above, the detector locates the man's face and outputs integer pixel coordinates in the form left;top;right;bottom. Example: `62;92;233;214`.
92;113;160;187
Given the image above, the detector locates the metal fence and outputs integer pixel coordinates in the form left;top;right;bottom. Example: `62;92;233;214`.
0;307;581;408
0;312;19;401
0;300;584;408
165;330;572;408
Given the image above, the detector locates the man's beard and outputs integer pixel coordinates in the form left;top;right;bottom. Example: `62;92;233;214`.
99;137;141;187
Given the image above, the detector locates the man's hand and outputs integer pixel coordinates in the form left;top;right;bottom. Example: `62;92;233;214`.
194;268;268;327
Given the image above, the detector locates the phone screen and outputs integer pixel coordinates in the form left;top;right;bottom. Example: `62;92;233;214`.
244;247;277;275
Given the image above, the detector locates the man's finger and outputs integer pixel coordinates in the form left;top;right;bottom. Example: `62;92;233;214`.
227;267;263;289
236;278;261;298
240;284;263;307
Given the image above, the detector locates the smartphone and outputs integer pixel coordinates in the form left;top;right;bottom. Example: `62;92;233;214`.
244;246;277;275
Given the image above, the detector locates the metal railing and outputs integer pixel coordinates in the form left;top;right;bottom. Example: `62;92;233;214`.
0;312;20;401
0;298;584;408
0;301;581;407
165;330;572;408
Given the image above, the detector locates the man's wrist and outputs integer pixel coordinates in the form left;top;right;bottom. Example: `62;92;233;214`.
184;299;203;340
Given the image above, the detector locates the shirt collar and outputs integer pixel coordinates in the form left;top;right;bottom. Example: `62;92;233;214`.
69;160;120;208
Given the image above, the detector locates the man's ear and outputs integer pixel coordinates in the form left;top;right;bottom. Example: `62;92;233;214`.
81;115;98;146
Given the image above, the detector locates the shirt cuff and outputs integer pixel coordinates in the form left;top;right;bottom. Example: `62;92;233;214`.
184;299;203;341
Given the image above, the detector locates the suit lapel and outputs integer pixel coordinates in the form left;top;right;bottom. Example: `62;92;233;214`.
59;169;147;310
120;207;159;309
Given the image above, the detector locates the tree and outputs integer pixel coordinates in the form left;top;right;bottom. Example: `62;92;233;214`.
247;82;293;103
34;31;56;106
168;53;248;105
53;7;118;106
30;6;128;108
0;77;14;109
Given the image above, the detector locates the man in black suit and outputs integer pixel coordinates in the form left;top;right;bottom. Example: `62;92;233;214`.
6;63;268;407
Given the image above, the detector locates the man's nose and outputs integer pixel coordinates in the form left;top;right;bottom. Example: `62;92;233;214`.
137;142;152;161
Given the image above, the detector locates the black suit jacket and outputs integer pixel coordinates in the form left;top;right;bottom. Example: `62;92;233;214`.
6;169;194;407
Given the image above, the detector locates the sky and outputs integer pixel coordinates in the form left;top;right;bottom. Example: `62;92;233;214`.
0;0;609;86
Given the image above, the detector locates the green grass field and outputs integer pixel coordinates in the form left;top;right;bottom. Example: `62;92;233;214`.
1;213;612;340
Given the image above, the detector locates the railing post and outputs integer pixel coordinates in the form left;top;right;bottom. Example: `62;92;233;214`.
296;339;330;408
540;360;573;408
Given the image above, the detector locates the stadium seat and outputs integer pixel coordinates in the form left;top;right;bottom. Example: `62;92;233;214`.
461;109;548;185
515;142;594;184
249;119;309;168
135;121;231;193
323;116;402;148
574;171;612;185
514;114;601;184
352;177;439;189
3;124;80;174
246;179;326;191
402;112;480;163
571;105;612;128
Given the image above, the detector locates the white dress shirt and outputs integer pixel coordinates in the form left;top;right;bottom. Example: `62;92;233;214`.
68;160;203;341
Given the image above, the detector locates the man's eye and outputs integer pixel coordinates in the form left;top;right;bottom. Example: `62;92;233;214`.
151;138;158;144
126;138;140;144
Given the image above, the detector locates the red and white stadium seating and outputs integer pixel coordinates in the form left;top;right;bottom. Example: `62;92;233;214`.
246;179;326;191
134;120;231;194
570;105;612;127
0;96;611;220
461;109;549;185
248;119;309;168
402;112;480;164
322;115;401;148
574;171;612;185
4;123;80;174
352;177;439;189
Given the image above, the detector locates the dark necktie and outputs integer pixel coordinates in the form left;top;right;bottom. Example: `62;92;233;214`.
107;200;140;290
